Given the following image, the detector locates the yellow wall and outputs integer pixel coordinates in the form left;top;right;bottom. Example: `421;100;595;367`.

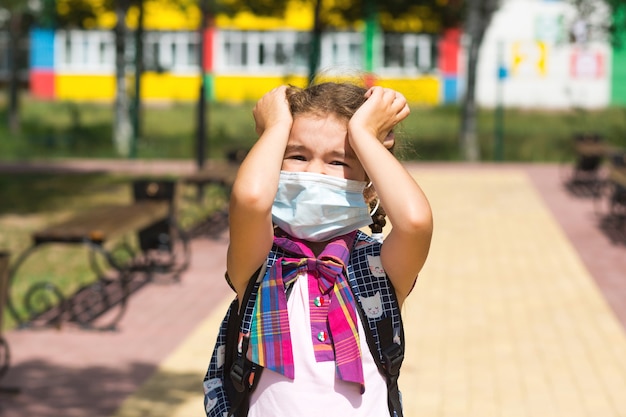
214;75;308;102
141;73;201;100
378;77;442;105
56;72;441;104
56;73;201;101
213;74;441;104
56;74;116;100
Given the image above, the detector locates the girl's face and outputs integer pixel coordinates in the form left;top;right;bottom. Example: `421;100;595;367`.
282;114;367;181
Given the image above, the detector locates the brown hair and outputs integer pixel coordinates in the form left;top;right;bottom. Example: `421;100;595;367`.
285;81;390;236
285;82;368;120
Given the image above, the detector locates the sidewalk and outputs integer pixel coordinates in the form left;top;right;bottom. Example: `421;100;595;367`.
2;162;626;417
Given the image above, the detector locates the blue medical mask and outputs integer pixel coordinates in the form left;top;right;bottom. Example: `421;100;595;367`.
272;171;373;242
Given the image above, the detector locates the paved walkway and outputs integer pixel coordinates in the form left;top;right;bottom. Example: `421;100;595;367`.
2;162;626;417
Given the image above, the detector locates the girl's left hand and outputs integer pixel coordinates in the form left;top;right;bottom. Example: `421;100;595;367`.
349;86;410;144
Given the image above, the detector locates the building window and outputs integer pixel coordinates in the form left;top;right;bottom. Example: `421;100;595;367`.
320;32;363;69
56;30;114;73
56;30;199;74
380;33;436;75
143;31;199;73
217;30;311;75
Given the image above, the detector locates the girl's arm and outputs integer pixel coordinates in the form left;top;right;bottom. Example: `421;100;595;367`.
227;86;293;299
348;87;433;307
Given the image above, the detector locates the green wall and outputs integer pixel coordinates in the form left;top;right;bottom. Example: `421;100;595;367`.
612;6;626;106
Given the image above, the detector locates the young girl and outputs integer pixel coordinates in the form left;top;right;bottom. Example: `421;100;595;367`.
224;81;432;416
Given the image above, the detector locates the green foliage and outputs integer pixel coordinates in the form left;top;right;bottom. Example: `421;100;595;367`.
0;171;228;330
1;95;625;163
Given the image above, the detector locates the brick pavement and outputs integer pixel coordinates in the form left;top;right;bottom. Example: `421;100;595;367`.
1;161;625;417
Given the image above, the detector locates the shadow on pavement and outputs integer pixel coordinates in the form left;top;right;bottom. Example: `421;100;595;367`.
0;359;202;417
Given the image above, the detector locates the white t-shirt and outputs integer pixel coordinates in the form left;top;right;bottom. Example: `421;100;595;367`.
248;273;388;417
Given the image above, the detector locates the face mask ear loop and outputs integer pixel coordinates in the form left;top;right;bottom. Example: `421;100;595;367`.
365;181;379;217
370;198;381;217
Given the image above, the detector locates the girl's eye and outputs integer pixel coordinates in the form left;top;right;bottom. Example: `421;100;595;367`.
330;160;348;166
287;155;306;161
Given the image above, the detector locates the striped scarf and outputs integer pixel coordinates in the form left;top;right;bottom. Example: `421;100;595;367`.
249;230;364;391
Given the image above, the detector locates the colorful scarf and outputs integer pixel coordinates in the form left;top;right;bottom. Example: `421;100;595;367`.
249;230;364;391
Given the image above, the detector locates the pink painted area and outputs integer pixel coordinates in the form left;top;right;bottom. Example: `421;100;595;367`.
570;49;605;79
29;70;55;99
438;28;461;76
203;20;215;72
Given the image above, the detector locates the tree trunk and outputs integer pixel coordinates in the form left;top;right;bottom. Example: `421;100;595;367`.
459;0;497;162
130;0;145;158
7;12;21;135
113;2;132;157
459;32;481;162
307;0;322;84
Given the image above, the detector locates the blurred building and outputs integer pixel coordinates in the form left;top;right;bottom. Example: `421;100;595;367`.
27;0;458;105
475;0;626;108
24;0;626;108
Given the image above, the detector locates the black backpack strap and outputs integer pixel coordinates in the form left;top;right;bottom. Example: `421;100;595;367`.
377;318;404;417
224;265;265;417
349;231;405;417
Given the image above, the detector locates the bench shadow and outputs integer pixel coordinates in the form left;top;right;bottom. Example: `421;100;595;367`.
596;215;626;246
21;273;154;332
186;209;230;241
0;359;203;417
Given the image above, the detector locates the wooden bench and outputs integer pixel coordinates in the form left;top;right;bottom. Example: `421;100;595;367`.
0;251;19;395
5;179;190;331
594;152;626;244
183;160;239;195
603;152;626;217
563;133;623;197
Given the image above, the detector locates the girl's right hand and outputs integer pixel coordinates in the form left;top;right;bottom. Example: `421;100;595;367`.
252;86;293;136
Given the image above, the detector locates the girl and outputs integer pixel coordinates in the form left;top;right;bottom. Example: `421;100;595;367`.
225;81;432;416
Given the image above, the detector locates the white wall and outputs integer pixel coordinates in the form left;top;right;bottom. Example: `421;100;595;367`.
475;0;611;109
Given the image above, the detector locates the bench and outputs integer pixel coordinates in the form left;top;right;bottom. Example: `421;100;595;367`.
563;133;618;195
5;179;190;331
595;152;626;216
181;157;243;237
0;251;19;395
183;160;239;195
594;152;626;244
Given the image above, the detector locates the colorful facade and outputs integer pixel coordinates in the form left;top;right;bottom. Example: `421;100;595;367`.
28;1;458;105
26;0;626;108
474;0;626;109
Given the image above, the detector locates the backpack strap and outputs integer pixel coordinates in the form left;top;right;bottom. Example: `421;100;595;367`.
226;266;264;416
348;231;405;417
225;250;281;416
208;232;405;417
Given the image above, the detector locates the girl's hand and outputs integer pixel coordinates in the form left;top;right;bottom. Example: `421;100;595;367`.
349;86;410;144
252;86;293;136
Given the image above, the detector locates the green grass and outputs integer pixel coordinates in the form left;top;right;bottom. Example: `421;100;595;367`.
0;172;228;331
1;95;626;162
1;95;626;329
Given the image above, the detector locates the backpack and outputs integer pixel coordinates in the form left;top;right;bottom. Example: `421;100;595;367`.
203;231;405;417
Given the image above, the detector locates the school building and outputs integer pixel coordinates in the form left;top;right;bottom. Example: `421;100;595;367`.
25;0;626;108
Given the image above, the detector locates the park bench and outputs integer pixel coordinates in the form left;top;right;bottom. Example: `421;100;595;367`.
596;152;626;215
181;151;246;237
183;149;247;196
0;251;19;395
183;160;239;195
5;179;190;331
594;151;626;244
562;133;618;195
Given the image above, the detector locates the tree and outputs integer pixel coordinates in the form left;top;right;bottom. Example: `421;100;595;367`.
459;0;499;162
112;0;133;157
1;0;38;135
